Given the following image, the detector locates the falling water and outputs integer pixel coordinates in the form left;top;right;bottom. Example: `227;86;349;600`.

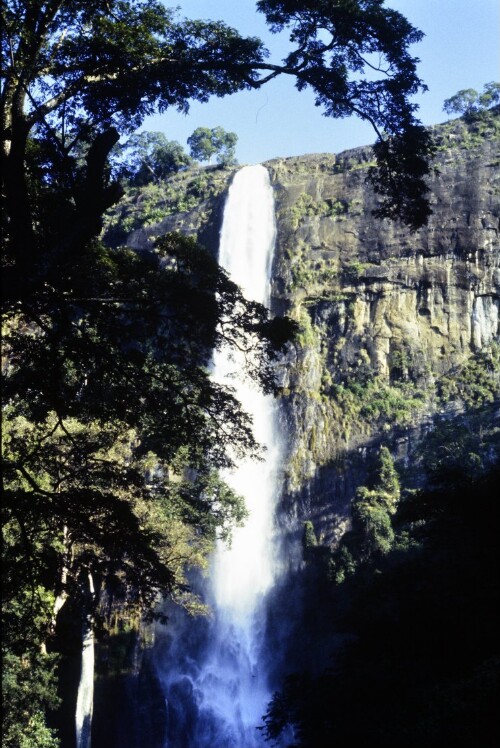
76;573;95;748
160;165;282;747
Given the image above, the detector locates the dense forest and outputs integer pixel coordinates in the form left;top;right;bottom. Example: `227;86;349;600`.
1;1;499;747
262;422;500;747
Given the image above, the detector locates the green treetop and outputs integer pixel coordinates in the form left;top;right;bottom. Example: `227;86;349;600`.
443;82;500;117
187;126;238;166
116;131;193;185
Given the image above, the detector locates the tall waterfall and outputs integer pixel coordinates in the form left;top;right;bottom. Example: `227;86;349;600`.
160;165;282;747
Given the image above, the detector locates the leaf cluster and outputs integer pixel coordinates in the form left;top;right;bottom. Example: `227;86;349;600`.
257;0;434;228
330;445;400;582
187;126;238;166
263;448;500;748
443;82;500;118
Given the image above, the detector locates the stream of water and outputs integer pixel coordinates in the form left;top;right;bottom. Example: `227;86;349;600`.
160;165;282;747
76;573;95;748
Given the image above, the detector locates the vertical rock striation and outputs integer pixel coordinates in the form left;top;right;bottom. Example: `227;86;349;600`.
264;110;499;543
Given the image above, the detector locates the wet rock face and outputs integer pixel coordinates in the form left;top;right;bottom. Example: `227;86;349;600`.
264;111;500;543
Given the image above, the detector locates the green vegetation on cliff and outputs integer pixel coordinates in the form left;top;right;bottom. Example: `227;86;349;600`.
329;445;401;582
269;106;500;494
102;166;233;247
261;108;499;746
264;423;500;748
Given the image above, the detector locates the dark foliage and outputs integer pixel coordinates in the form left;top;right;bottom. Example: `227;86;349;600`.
369;123;434;230
263;459;500;748
257;0;435;228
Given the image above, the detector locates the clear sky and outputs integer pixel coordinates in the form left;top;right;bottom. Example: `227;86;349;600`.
142;1;500;164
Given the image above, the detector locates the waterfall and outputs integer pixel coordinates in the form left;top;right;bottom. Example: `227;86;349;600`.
160;165;282;747
76;572;95;748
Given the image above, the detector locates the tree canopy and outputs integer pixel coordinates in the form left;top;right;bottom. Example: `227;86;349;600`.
262;432;500;748
2;1;435;743
187;126;238;166
115;132;193;185
443;82;500;117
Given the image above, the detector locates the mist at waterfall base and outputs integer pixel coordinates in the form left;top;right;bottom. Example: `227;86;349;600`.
155;165;285;748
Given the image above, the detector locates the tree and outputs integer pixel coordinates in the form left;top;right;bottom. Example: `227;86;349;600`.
188;127;218;163
330;446;400;581
479;81;500;109
377;445;401;511
443;82;500;117
1;0;434;256
350;446;400;555
443;88;480;117
256;0;435;229
2;230;294;743
263;463;500;748
303;520;318;549
116;131;192;185
187;126;238;165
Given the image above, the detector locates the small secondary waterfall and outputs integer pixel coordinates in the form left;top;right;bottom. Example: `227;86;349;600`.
160;165;282;747
76;572;95;748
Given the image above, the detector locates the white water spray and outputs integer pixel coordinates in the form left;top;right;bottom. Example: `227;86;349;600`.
161;165;282;747
212;163;279;616
76;572;95;748
201;164;281;743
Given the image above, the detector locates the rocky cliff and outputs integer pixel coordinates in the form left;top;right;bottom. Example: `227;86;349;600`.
105;109;500;549
264;110;500;544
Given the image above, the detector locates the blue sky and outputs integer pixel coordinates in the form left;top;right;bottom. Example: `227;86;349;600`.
143;1;500;164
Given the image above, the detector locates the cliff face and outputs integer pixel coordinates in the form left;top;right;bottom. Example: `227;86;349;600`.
107;110;500;546
111;166;237;255
263;111;500;543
